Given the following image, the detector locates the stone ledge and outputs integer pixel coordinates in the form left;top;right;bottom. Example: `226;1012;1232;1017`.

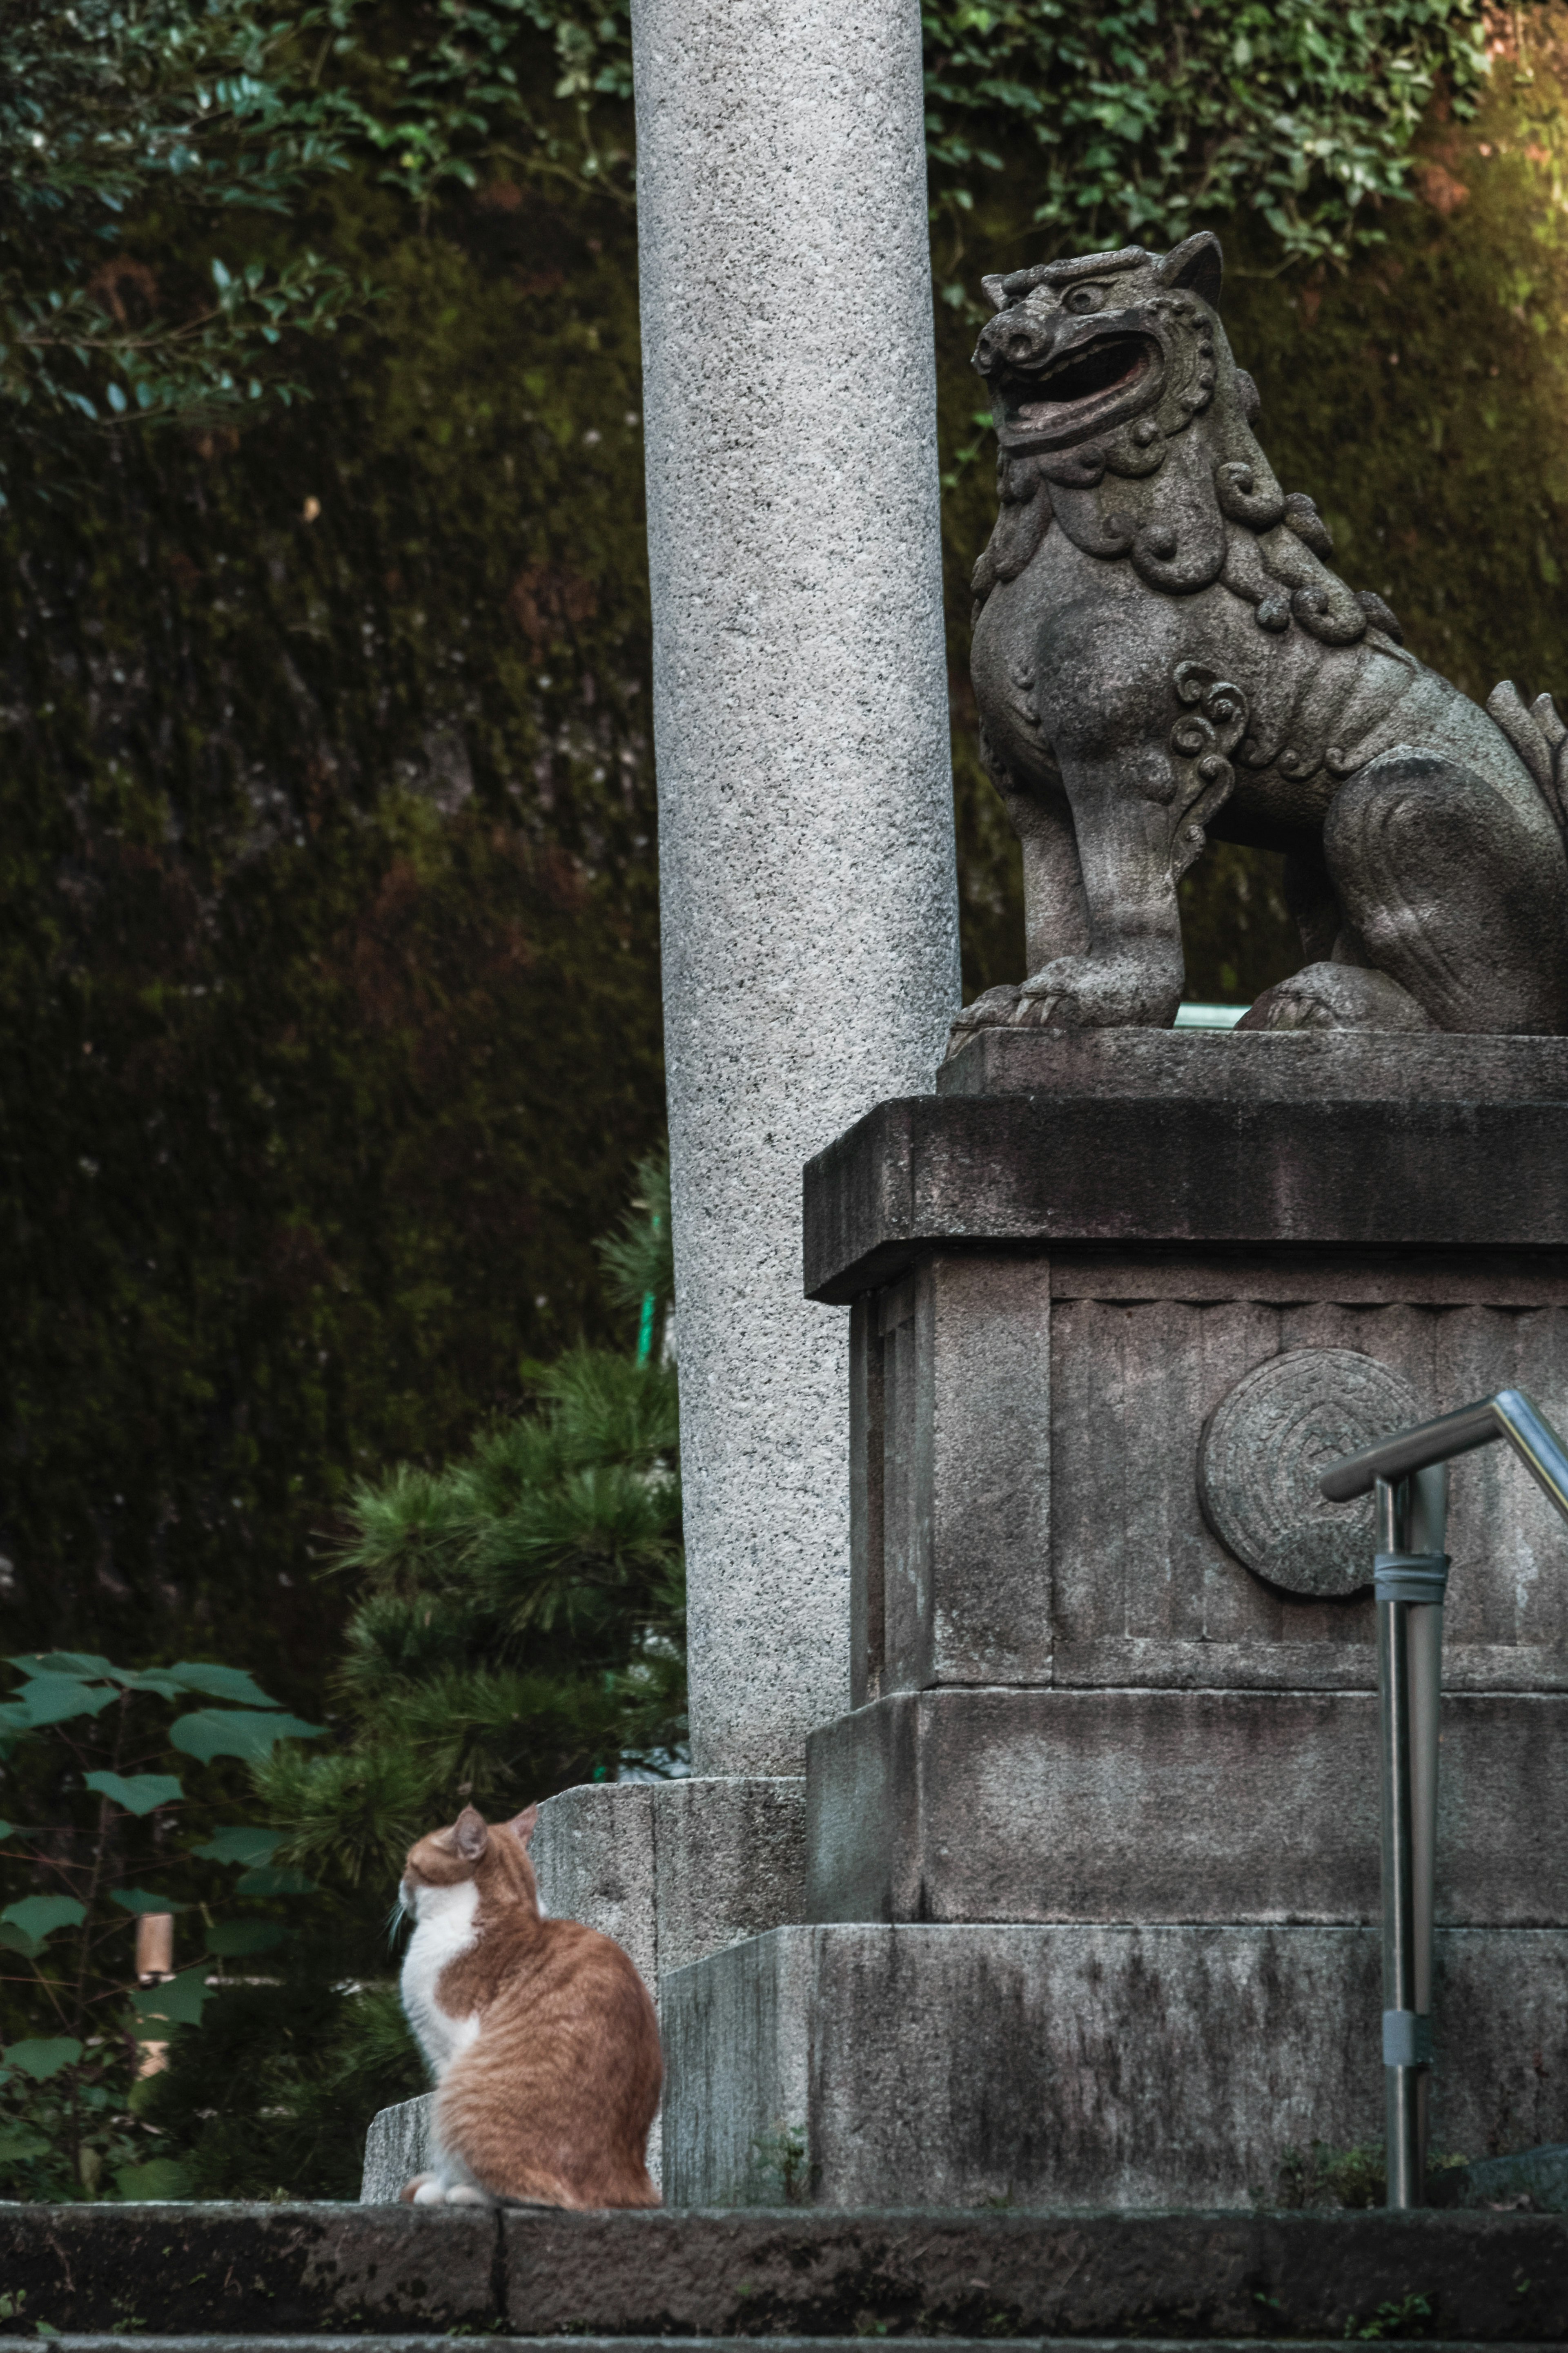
6;2207;1568;2340
936;1026;1568;1102
803;1094;1568;1302
804;1688;1568;1927
30;2343;1565;2353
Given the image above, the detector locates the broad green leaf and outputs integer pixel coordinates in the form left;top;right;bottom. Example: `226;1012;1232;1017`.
7;1675;119;1729
235;1864;316;1896
106;1672;189;1700
204;1920;285;1957
7;1650;115;1679
169;1708;322;1762
0;1925;41;1958
109;1889;191;1916
189;1826;279;1867
131;1967;209;2035
162;1662;282;1708
0;1821;12;1840
114;2155;193;2201
1;1895;85;1940
85;1771;183;1817
0;2128;49;2164
3;2037;82;2081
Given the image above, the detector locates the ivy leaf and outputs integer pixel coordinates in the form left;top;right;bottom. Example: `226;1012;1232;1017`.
109;1888;191;1916
131;1967;209;2036
169;1708;322;1762
85;1771;183;1816
1;1895;85;1941
0;2127;50;2163
3;2037;82;2081
189;1827;280;1868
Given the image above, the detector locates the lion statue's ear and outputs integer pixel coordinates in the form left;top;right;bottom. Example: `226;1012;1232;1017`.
980;273;1011;313
1157;232;1223;310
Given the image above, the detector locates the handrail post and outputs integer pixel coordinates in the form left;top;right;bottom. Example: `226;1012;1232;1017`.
1323;1388;1568;2214
1376;1474;1422;2208
1374;1469;1447;2209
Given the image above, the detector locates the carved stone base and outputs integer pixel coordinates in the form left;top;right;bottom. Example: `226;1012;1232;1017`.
661;1923;1568;2209
804;1687;1568;1928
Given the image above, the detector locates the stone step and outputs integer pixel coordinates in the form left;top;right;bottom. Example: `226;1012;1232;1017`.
35;2341;1550;2353
2;2205;1567;2339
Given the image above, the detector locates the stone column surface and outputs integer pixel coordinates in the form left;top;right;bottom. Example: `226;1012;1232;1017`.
633;0;961;1775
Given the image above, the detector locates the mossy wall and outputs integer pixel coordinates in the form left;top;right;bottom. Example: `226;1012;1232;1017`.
7;22;1568;1694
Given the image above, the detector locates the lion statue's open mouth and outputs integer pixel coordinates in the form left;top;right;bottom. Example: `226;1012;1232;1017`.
987;328;1164;452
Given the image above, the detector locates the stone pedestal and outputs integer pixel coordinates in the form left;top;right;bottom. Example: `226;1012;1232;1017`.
663;1029;1568;2206
532;1775;806;2190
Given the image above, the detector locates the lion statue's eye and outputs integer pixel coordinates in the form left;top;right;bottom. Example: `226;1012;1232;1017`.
1064;285;1103;315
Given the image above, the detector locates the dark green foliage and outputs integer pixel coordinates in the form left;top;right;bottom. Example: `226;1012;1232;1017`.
254;1331;683;1889
922;0;1487;275
135;1926;427;2199
137;1173;680;2197
0;1653;324;2197
0;175;664;1692
0;0;362;461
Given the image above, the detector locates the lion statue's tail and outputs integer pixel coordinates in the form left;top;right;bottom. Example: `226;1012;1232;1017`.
1489;680;1568;846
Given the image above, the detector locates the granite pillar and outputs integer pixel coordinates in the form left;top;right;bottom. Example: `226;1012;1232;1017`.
633;0;960;1775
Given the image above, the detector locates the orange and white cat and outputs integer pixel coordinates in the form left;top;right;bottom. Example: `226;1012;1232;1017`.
397;1802;661;2207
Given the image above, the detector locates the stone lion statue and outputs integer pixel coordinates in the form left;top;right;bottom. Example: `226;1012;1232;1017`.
951;230;1568;1044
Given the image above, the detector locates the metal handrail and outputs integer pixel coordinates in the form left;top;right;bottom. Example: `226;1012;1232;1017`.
1319;1388;1568;2213
1321;1387;1568;1517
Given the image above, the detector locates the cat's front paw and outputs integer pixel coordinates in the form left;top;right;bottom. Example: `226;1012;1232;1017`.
412;2178;448;2205
445;2184;491;2206
399;2172;437;2204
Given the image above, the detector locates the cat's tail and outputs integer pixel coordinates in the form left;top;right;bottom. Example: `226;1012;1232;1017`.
1489;680;1568;846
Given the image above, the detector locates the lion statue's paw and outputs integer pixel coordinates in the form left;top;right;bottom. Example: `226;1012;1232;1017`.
1237;964;1433;1033
1016;955;1182;1030
944;984;1025;1059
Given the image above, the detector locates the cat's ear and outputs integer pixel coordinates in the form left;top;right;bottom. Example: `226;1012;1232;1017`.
506;1805;539;1850
454;1805;490;1862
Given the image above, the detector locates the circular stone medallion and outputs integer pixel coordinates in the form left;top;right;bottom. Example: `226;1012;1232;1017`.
1197;1347;1424;1599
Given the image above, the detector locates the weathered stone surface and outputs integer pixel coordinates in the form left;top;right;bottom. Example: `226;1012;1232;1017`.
361;2094;435;2204
660;1924;1568;2211
1433;2140;1568;2211
28;2340;1558;2353
0;2204;497;2334
33;2343;1548;2353
500;2204;1568;2339
529;1775;807;1987
843;1242;1568;1696
938;1025;1568;1100
532;1782;659;1987
805;1688;1568;1928
954;234;1568;1045
10;2205;1568;2341
851;1256;1052;1702
635;0;959;1780
804;1095;1568;1305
